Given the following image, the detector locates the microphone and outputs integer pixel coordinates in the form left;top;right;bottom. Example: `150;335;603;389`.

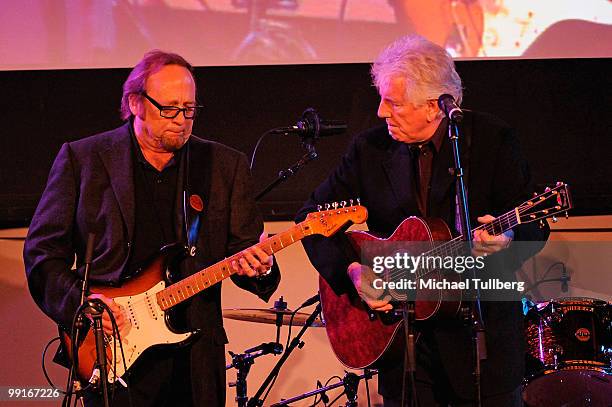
245;342;283;355
300;293;320;307
272;108;347;138
437;94;464;122
79;232;96;306
85;233;96;265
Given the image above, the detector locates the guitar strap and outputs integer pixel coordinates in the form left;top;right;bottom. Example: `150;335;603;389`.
180;141;205;258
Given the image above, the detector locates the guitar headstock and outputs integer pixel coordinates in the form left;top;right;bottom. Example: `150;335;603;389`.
306;199;368;237
518;182;572;225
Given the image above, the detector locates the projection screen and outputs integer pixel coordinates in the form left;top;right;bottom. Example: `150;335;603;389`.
1;0;611;71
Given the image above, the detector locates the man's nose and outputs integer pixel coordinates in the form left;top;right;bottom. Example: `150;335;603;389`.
377;100;390;118
172;110;187;124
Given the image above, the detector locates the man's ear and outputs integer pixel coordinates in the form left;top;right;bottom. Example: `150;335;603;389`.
129;93;144;119
426;98;441;122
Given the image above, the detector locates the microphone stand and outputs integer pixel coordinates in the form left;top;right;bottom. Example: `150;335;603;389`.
270;370;377;407
82;299;111;407
255;144;317;201
227;342;284;407
400;301;418;407
273;296;288;344
256;108;341;201
65;233;101;407
447;118;486;407
247;302;322;406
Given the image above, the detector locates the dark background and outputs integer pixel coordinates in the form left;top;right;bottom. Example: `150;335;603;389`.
1;57;611;227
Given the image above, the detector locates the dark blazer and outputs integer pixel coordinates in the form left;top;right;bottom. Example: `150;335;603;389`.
24;122;279;405
296;111;549;400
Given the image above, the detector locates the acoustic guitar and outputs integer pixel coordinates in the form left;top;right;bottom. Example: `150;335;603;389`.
320;183;572;369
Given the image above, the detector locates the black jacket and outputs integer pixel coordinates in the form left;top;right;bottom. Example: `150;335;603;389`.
296;111;549;400
24;122;280;405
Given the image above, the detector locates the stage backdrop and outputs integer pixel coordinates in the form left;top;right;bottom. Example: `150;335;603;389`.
0;58;611;227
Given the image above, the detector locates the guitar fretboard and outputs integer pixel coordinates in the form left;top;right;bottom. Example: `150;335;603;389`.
156;220;315;311
414;208;520;279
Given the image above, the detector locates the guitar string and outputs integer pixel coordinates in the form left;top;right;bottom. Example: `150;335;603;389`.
118;231;297;312
382;200;558;281
384;208;522;281
107;215;327;312
109;198;558;313
124;199;554;311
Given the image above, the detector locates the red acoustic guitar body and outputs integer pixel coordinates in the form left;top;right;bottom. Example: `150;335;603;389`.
320;217;460;369
319;183;572;369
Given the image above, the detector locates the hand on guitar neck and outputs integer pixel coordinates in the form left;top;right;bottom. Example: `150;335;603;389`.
84;232;273;337
472;214;514;257
230;232;274;278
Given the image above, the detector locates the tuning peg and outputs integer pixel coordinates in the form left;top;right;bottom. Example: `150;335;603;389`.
349;199;354;206
551;216;558;223
317;204;322;212
332;202;339;210
340;200;347;208
556;181;563;187
324;203;330;210
545;187;551;192
533;192;538;197
356;197;361;205
565;211;569;219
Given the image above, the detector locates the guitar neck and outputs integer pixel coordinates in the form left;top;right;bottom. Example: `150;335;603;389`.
470;208;520;238
156;220;314;311
416;208;520;278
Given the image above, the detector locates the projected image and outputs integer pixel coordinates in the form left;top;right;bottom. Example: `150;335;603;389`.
0;0;610;70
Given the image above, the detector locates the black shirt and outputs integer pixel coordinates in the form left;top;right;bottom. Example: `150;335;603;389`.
409;118;447;216
126;126;182;276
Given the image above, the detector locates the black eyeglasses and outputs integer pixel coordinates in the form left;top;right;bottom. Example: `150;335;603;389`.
142;92;203;119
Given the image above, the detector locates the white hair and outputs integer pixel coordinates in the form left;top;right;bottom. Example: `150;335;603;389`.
371;35;463;106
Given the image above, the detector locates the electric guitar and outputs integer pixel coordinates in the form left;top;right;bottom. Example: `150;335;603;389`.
62;203;367;383
319;183;572;369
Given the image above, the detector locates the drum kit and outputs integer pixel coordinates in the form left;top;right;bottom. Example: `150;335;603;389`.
523;297;612;407
223;295;611;406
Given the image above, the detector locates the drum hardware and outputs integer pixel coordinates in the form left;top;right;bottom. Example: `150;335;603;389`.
222;306;325;328
226;342;284;407
271;369;377;407
246;295;322;406
224;295;324;406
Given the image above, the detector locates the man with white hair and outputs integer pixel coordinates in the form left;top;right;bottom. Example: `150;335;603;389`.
297;35;548;406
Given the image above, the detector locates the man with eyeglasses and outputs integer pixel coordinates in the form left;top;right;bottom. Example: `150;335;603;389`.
24;50;280;406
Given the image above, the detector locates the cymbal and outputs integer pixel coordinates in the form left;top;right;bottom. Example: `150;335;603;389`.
222;308;325;327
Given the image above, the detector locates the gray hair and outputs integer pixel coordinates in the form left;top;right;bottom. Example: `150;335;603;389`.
371;35;463;106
